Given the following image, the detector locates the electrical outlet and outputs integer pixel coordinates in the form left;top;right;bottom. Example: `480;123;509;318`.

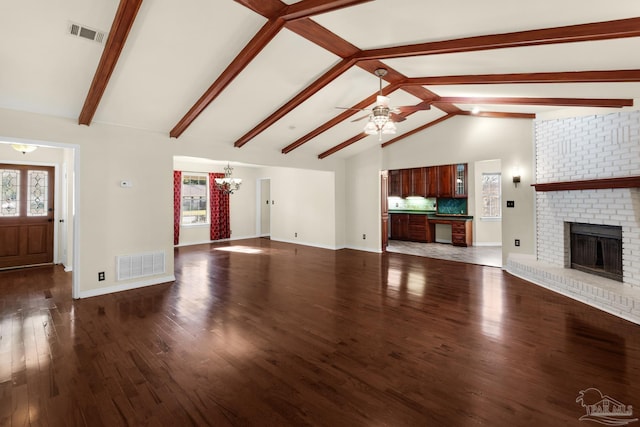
515;239;520;247
362;234;366;240
507;200;515;208
98;271;105;281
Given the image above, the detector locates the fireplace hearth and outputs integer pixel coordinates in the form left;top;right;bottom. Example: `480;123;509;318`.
570;223;623;282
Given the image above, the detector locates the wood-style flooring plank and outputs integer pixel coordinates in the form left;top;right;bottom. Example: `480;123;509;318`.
0;239;639;426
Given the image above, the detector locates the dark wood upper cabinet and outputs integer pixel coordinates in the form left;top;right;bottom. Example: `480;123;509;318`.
454;163;468;198
401;169;412;198
389;163;467;199
438;164;455;198
388;169;402;197
426;166;438;197
410;167;427;197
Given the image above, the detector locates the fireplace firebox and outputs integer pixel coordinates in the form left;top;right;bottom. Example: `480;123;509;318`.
570;223;622;282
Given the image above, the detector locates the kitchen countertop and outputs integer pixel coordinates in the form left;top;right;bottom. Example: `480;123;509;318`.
428;214;473;221
388;210;436;215
388;210;473;220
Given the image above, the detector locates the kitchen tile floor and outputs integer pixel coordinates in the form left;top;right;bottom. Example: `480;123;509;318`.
387;240;502;268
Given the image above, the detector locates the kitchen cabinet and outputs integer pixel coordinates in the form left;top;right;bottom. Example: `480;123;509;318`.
390;213;432;242
438;164;455;197
408;214;431;242
426;167;438;197
454;163;468;198
403;167;427;197
410;167;427;197
451;221;473;247
390;213;409;240
400;169;412;197
388;169;402;197
390;163;466;198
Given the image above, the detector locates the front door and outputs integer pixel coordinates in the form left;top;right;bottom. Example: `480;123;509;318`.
0;164;55;268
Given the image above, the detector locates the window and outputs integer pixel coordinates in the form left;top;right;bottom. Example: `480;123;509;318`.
27;170;48;216
481;173;501;219
181;173;208;225
1;169;20;217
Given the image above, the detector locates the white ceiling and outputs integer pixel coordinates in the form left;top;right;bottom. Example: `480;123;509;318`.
1;0;640;162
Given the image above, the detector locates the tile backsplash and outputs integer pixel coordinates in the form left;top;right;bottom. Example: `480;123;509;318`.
437;198;467;215
388;197;436;211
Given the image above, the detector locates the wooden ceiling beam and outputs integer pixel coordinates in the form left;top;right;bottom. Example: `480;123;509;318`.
405;70;640;86
232;0;285;19
281;0;374;21
285;18;360;57
318;133;368;159
234;57;358;147
436;96;633;108
78;0;143;126
455;111;536;119
170;18;285;138
173;0;368;139
234;0;373;21
356;17;640;61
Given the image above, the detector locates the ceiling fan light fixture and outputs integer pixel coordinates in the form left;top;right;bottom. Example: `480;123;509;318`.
364;120;378;135
382;121;396;134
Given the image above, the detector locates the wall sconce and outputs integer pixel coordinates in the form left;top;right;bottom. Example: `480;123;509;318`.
512;166;521;187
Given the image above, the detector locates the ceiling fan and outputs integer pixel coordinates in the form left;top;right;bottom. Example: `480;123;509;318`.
338;68;431;140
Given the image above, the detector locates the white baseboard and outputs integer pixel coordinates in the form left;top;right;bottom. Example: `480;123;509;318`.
473;242;502;247
175;234;262;247
346;244;382;253
78;274;176;299
270;238;338;251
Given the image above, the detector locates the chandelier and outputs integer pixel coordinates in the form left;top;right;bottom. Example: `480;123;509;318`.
214;163;242;194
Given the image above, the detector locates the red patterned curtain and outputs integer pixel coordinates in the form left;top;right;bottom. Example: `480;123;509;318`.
209;172;230;240
173;170;182;245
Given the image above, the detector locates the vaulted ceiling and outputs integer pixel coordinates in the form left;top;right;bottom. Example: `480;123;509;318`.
2;0;640;161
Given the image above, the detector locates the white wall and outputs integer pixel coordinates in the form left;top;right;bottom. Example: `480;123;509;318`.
345;146;383;252
266;166;337;249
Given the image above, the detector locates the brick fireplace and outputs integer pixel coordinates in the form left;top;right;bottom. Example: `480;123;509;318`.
507;110;640;324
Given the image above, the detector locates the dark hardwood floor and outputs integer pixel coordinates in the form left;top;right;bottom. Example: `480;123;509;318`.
1;238;639;426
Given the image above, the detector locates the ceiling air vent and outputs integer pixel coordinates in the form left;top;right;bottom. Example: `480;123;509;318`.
68;22;107;44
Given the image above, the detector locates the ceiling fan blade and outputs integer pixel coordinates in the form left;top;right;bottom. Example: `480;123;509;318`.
390;112;407;122
396;101;432;114
351;113;370;122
